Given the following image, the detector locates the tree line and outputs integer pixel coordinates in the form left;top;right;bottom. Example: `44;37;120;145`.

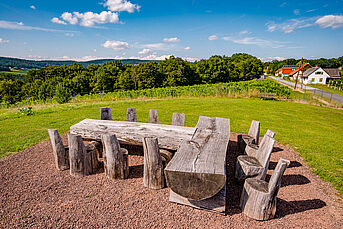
0;53;263;105
264;57;343;75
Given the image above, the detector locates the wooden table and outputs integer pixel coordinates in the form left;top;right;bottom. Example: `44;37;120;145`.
70;119;195;151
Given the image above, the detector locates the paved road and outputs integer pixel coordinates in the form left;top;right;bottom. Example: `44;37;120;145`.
268;75;343;105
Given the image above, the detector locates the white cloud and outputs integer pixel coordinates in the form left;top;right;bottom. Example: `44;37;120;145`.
53;11;120;27
138;48;153;55
208;35;218;40
61;12;78;25
102;40;130;51
223;36;285;48
129;54;172;61
51;17;67;25
239;30;250;35
103;0;141;13
65;33;75;37
142;43;166;50
163;37;180;43
0;20;74;32
184;46;191;50
30;5;36;10
293;9;300;16
306;9;317;13
266;18;314;33
259;56;286;62
315;15;343;29
0;37;9;43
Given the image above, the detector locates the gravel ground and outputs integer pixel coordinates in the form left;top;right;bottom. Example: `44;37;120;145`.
0;132;342;228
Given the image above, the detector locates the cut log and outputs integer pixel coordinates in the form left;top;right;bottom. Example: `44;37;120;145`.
85;141;101;173
169;186;226;214
160;149;174;165
240;158;290;220
172;113;185;126
149;109;158;124
165;116;230;201
70;119;195;151
101;134;127;179
100;107;112;120
142;137;165;189
68;134;88;177
126;108;137;122
48;129;69;170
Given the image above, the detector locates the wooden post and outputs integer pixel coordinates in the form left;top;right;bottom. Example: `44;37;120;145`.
149;109;158;124
126;108;137;122
100;107;112;120
101;134;126;179
48;129;69;171
68;134;90;177
122;148;129;179
172;113;185;126
142;137;165;189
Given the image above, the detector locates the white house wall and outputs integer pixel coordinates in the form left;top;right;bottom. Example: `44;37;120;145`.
305;68;330;85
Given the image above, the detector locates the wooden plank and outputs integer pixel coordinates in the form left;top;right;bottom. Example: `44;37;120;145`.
165;116;230;201
70;119;195;151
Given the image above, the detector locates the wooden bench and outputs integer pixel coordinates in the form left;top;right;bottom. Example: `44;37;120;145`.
164;116;230;214
260;92;278;100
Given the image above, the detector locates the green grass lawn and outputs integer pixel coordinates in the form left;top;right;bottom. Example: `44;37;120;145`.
309;84;343;96
1;97;342;195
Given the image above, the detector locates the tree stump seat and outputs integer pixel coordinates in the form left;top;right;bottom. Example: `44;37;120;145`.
240;158;290;220
245;130;276;157
235;135;275;181
237;120;260;154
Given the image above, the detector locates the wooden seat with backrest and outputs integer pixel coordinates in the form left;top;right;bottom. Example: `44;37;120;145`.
237;120;260;154
239;158;290;220
245;129;276;156
235;135;275;181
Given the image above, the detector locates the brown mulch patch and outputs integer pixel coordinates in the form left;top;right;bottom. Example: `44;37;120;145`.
0;132;342;228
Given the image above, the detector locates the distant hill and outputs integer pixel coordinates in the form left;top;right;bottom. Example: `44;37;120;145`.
0;56;159;71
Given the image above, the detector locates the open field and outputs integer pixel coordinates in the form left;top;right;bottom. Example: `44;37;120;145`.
0;97;343;195
0;68;28;75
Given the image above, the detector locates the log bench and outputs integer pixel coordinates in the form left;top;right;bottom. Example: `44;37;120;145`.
164;116;230;214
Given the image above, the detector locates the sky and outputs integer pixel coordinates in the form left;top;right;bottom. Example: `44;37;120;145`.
0;0;342;62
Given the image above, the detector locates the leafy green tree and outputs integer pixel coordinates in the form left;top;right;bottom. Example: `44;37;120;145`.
158;56;193;87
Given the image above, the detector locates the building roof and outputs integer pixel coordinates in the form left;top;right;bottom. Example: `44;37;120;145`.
289;69;299;76
323;68;341;78
302;67;320;77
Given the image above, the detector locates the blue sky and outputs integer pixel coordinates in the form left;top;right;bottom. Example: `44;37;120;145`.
0;0;342;62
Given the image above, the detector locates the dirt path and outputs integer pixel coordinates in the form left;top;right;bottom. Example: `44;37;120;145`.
0;133;342;228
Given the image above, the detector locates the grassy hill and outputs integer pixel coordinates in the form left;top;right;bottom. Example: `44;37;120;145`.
0;56;160;71
0;97;342;195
